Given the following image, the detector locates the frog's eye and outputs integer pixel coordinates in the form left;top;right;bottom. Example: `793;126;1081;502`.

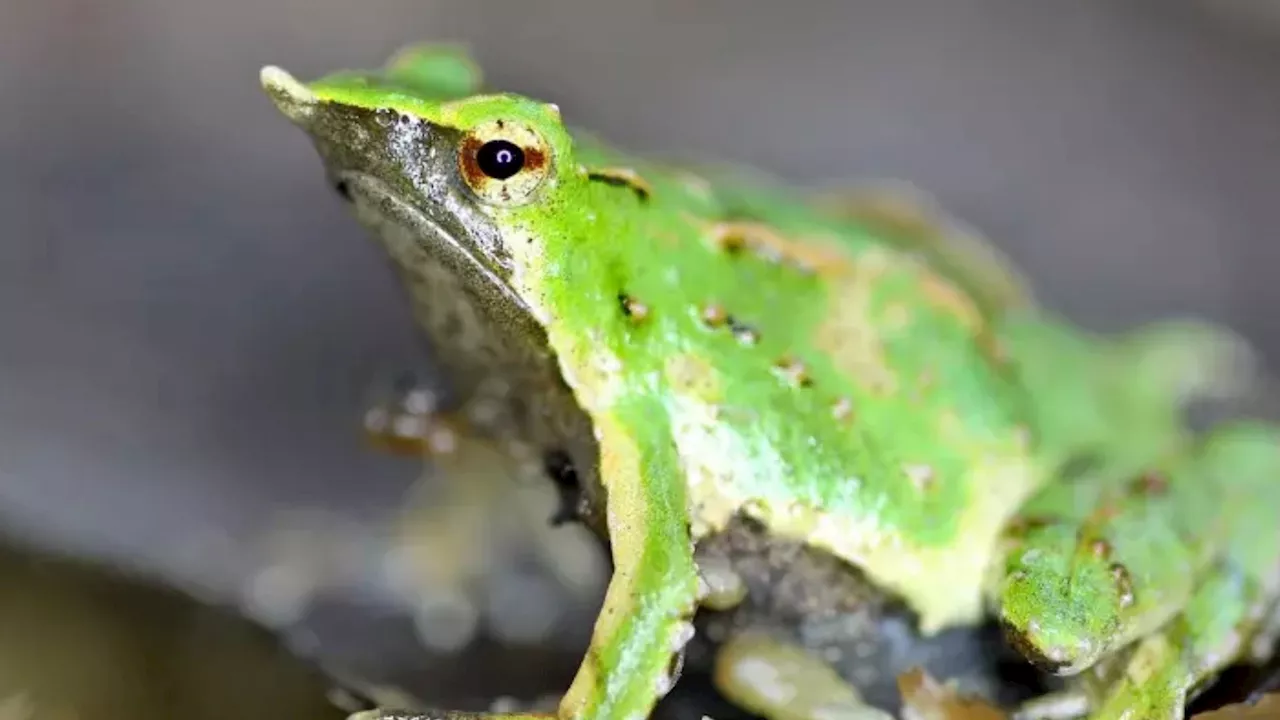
476;140;524;180
458;119;551;206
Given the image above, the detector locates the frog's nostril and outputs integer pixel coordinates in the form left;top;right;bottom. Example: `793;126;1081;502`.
333;179;353;202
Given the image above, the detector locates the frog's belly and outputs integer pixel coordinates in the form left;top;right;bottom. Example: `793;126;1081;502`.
686;516;1049;714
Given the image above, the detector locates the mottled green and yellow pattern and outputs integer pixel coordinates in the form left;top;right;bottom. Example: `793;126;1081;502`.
260;44;1275;720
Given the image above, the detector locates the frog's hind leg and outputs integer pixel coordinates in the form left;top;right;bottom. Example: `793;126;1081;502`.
1000;311;1259;475
809;180;1035;316
1082;565;1274;720
1084;425;1280;719
1006;424;1280;720
1011;566;1271;720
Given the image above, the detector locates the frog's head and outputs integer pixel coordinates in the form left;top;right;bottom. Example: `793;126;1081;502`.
260;49;591;328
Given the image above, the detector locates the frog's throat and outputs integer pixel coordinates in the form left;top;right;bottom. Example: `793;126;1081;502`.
336;171;534;319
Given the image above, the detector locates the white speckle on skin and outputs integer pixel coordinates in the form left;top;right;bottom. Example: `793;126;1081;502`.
904;463;935;491
655;672;675;697
671;621;697;650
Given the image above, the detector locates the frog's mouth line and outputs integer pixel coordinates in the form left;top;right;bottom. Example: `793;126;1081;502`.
334;170;535;319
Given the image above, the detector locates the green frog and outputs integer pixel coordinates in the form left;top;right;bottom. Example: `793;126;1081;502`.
259;44;1280;720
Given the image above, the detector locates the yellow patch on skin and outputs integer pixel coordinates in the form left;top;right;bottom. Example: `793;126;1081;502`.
555;340;626;415
667;393;769;541
882;301;913;332
813;248;900;395
915;264;984;333
705;221;851;276
674;367;1044;635
664;354;722;403
806;448;1042;633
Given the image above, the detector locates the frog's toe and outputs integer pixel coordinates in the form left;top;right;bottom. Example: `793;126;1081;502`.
360;373;461;458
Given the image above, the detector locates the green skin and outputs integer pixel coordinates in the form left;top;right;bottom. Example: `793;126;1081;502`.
259;45;1280;720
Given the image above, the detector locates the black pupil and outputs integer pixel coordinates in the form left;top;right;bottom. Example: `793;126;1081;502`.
476;140;525;180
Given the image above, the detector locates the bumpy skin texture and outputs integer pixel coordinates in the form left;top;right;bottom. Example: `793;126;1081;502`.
261;45;1275;720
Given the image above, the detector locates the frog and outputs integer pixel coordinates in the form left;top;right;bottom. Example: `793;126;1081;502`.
258;44;1280;720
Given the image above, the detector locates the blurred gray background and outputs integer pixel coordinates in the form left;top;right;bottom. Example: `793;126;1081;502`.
2;0;1280;712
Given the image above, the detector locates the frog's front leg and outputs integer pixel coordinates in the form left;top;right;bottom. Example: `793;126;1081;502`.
1014;565;1272;720
361;404;699;720
557;407;701;719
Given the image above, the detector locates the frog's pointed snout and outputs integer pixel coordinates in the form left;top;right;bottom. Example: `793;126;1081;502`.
259;65;319;125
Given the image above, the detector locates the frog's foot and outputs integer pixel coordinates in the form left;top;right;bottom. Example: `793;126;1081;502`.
1012;565;1272;720
809;180;1034;315
710;631;893;720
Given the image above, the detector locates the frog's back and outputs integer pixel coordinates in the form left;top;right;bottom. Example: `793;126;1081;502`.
537;150;1043;631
